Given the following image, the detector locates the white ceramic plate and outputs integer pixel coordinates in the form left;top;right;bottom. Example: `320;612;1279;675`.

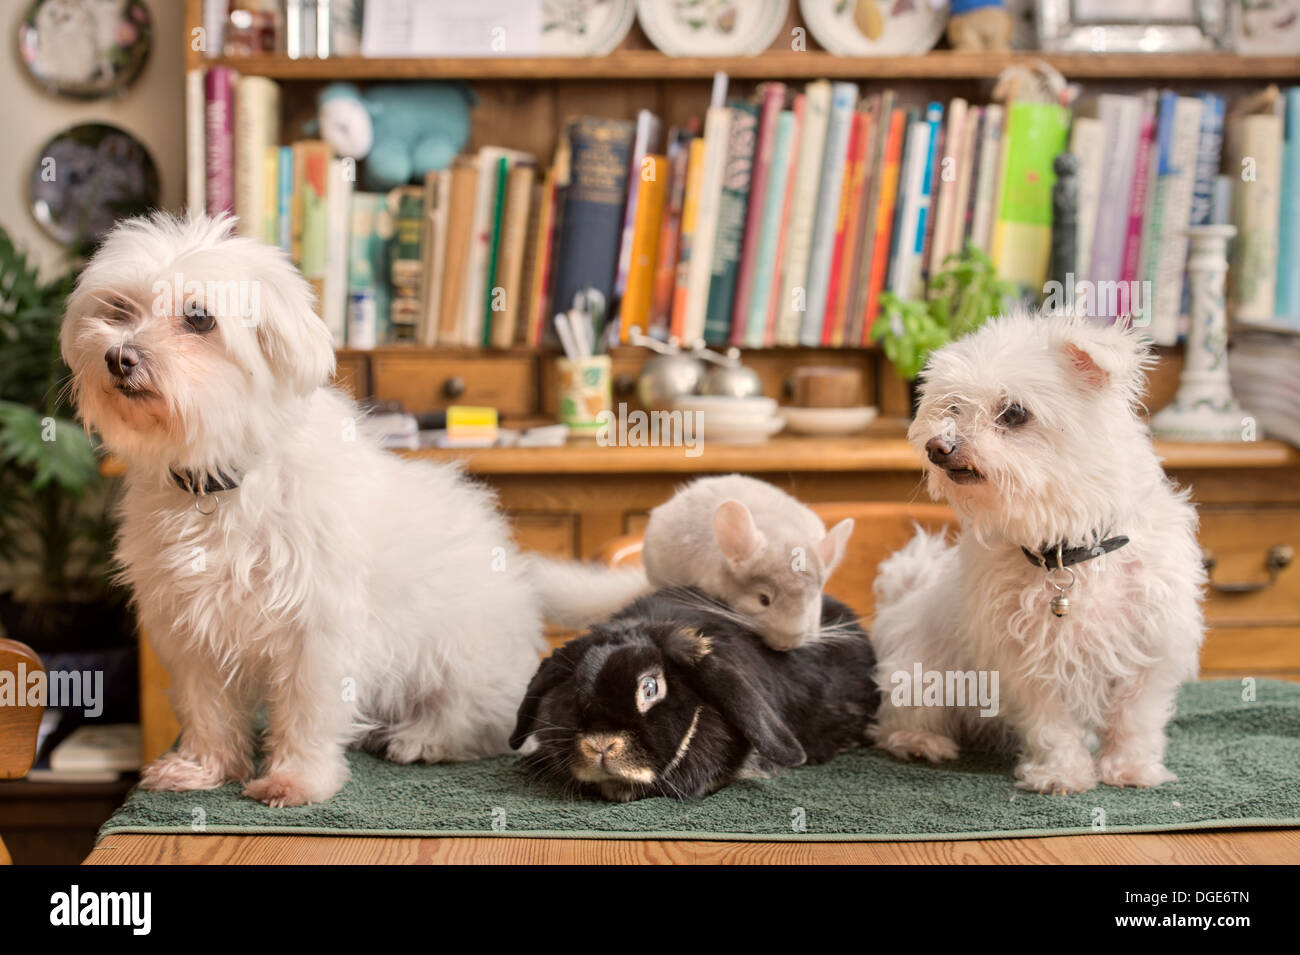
698;415;787;444
779;405;878;435
798;0;947;56
541;0;637;55
672;394;778;420
636;0;789;56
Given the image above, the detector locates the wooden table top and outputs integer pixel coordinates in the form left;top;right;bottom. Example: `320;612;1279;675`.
84;828;1300;865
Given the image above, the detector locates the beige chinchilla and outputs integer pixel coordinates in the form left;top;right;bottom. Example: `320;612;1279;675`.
642;475;855;651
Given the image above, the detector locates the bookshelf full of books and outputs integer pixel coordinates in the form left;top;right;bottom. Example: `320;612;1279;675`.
185;1;1300;424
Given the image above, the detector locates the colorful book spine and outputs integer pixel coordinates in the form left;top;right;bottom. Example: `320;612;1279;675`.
823;110;869;346
233;75;280;240
730;83;786;346
990;101;1071;292
649;129;693;340
552;118;636;337
684;90;733;345
1069;115;1104;282
861;107;906;340
1277;87;1300;323
1089;95;1143;296
763;94;804;346
888;110;929;300
293;140;331;307
848;90;893;342
968;104;1003;254
419;169;452;346
1146;93;1204;344
800;81;859;346
321;158;354;347
439;157;479;346
526;166;560;346
482;154;511;345
670;137;708;342
776;80;831;346
1230;112;1284;322
910;102;944;294
619;154;667;341
186;69;206;217
615;110;664;305
346;193;387;349
203;66;236;217
491;163;538;347
744;109;796;348
928;98;967;277
276;146;293;251
1121;93;1159;288
704;101;758;344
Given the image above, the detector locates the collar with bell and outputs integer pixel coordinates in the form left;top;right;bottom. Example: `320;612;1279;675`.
168;467;240;515
1021;535;1130;618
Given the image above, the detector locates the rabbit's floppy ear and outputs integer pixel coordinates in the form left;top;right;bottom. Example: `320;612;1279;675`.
669;630;805;767
509;641;586;750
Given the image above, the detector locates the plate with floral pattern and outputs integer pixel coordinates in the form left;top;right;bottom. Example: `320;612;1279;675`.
799;0;947;56
637;0;789;56
541;0;637;55
18;0;152;99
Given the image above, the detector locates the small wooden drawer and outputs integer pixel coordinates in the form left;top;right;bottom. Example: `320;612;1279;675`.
510;512;577;559
371;352;536;415
1200;508;1300;627
1201;626;1300;674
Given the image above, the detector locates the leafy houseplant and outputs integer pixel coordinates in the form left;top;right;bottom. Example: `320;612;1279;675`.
872;244;1019;382
0;226;125;649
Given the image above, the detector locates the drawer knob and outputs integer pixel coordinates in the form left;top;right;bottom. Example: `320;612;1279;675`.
442;376;466;399
1201;545;1293;594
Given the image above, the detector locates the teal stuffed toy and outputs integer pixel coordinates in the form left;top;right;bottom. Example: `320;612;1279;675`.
316;82;476;190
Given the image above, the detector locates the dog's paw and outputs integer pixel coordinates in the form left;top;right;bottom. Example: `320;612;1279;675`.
139;752;232;792
1098;757;1177;789
876;729;959;763
1014;759;1099;795
242;772;339;808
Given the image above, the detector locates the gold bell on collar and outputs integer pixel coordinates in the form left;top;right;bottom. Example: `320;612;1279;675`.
1050;594;1070;618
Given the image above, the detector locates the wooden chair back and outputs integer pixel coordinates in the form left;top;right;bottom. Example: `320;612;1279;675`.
0;638;45;865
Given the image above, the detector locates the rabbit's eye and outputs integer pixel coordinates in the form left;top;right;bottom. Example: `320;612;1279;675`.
636;672;665;712
758;593;773;607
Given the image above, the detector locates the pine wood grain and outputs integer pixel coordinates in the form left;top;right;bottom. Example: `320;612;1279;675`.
83;828;1300;865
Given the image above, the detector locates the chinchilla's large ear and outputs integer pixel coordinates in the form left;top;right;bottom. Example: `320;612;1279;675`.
668;629;805;767
252;252;336;397
509;640;588;750
713;500;765;566
816;519;855;576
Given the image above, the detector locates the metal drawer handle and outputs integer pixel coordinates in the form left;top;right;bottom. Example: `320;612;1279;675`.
1201;545;1293;594
442;376;466;399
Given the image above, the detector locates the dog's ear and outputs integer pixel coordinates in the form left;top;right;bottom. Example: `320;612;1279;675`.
252;255;336;396
714;500;765;566
1061;322;1150;393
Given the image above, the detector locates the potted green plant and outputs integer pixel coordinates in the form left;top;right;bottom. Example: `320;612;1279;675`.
872;244;1019;394
0;227;126;650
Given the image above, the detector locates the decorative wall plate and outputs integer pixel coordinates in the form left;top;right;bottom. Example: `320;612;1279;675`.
1232;0;1300;55
636;0;789;56
541;0;637;55
29;123;160;251
18;0;152;99
799;0;947;56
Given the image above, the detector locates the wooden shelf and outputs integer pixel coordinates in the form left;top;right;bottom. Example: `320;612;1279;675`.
211;51;1300;82
402;430;1300;475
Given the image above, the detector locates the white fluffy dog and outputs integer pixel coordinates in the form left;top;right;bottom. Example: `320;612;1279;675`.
61;214;645;807
871;312;1205;794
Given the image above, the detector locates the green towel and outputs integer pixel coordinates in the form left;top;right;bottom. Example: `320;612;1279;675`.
99;679;1300;843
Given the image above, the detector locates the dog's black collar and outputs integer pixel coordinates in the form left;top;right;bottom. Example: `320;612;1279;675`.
168;467;240;496
1022;536;1130;570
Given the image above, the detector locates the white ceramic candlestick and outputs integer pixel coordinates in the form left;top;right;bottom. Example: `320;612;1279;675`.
1151;225;1247;442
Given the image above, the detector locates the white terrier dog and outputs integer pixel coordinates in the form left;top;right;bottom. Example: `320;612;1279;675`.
61;214;646;806
871;312;1205;794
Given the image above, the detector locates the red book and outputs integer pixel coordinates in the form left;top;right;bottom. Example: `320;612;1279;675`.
762;94;804;346
1121;93;1158;286
827;108;872;347
861;108;906;342
730;82;786;346
821;111;866;345
204;66;236;217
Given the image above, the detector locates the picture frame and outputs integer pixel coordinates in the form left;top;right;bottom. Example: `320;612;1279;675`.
1036;0;1229;51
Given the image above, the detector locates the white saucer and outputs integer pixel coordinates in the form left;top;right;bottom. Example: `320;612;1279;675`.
779;405;878;436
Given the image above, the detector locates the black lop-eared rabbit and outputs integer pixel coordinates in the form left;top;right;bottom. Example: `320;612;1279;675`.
510;588;879;801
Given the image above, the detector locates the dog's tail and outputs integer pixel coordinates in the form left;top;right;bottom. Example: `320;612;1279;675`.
874;527;952;609
523;555;652;629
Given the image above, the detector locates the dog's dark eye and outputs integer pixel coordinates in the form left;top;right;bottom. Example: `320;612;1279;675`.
185;309;216;333
105;297;132;322
997;404;1030;428
758;593;772;607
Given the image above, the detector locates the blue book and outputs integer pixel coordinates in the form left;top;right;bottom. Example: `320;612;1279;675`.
913;102;944;264
705;100;758;344
743;110;795;348
800;81;859;346
277;145;293;252
1277;87;1300;323
885;109;921;296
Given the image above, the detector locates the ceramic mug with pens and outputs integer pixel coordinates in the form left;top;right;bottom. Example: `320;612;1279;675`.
556;355;612;436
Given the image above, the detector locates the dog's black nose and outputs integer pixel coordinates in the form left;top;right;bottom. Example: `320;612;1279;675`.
926;436;957;465
105;344;141;378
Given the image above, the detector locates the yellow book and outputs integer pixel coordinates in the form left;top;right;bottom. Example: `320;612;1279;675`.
670;139;708;342
619;154;667;342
